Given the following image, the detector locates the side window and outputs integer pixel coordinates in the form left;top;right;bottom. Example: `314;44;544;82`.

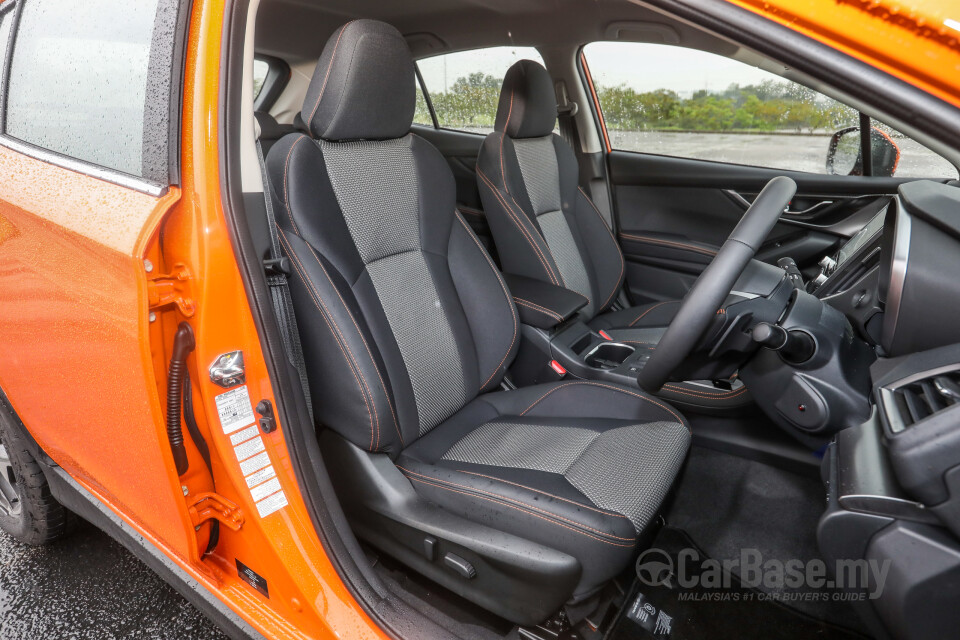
252;55;290;111
413;79;433;126
582;42;957;179
417;46;546;134
3;0;180;183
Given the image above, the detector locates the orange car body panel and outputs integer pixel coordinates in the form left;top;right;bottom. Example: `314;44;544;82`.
0;1;385;638
0;0;955;638
725;0;960;108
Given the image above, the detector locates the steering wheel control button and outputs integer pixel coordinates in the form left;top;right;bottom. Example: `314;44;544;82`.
443;553;476;579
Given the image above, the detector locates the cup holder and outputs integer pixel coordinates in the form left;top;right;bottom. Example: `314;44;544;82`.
585;342;635;369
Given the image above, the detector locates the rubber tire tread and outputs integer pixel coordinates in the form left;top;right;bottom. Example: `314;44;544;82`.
0;418;75;546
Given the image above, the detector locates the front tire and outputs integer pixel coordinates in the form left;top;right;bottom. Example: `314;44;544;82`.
0;420;73;545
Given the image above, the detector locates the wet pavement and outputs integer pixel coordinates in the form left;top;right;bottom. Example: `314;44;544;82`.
0;519;227;639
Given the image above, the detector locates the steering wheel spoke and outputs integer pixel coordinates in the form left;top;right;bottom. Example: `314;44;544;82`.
637;176;798;392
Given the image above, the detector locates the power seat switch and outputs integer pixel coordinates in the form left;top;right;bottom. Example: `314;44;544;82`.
443;552;477;579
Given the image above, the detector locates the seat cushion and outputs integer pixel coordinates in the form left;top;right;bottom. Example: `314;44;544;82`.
398;380;691;597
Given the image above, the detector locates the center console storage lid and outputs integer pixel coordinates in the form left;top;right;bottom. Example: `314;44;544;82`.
503;273;588;330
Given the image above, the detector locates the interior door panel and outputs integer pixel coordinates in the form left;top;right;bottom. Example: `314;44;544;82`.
608;151;928;305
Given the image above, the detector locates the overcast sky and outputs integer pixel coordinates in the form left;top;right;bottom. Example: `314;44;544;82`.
418;43;779;96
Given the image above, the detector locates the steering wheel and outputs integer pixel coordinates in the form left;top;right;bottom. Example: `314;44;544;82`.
636;176;797;393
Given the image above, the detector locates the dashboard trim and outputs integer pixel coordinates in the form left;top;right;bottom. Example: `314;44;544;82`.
881;206;911;352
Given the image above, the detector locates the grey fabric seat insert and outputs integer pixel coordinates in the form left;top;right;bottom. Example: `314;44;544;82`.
442;418;689;532
322;136;468;435
513;136;594;317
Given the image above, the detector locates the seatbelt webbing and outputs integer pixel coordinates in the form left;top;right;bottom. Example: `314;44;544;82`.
256;140;314;423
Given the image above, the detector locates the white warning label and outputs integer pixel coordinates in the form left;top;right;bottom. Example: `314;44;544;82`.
215;386;256;435
245;465;277;488
230;425;259;446
240;451;272;476
234;436;265;462
256;490;288;518
250;477;282;502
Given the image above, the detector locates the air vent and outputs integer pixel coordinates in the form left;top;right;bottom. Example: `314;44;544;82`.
881;371;960;433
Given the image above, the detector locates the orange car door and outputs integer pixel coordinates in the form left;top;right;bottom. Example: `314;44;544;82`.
0;0;194;555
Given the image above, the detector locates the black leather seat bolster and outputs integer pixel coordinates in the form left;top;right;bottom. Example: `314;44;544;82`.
503;273;588;330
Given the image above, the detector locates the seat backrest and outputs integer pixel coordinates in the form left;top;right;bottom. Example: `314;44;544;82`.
254;111;296;155
476;60;625;321
265;20;518;456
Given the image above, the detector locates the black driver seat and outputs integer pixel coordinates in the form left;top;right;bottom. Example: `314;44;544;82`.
477;60;685;337
265;19;691;624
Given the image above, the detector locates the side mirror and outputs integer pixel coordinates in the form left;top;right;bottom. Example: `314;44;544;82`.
826;126;901;177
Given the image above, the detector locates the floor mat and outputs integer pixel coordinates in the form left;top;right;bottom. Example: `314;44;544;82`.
663;446;867;633
605;527;869;640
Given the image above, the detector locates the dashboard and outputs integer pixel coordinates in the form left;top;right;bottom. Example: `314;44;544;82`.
803;181;960;356
877;181;960;355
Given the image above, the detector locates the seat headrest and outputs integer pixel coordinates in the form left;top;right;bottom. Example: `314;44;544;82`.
494;60;557;139
301;20;415;141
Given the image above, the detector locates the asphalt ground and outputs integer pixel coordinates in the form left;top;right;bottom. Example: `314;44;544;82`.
0;518;227;639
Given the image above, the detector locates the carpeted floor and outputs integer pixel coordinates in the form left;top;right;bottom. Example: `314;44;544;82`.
604;445;871;638
605;527;868;640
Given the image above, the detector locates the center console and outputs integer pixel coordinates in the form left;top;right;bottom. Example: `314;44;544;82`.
820;342;960;640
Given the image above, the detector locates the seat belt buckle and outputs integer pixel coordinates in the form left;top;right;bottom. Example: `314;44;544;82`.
598;329;613;341
264;256;290;277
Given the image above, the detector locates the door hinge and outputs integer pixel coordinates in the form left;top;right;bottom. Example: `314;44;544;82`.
188;492;244;531
147;263;195;317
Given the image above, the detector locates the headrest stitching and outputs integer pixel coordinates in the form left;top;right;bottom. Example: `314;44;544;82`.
499;89;514;191
307;20;355;133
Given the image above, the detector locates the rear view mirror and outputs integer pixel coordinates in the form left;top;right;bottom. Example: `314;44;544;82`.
826;126;901;177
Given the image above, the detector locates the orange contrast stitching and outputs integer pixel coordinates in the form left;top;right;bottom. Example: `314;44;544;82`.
455;214;518;389
619;233;718;257
517;381;685;426
499;95;514;191
477;168;562;286
305;245;402;446
578;187;624;310
281;136;309;235
458;470;630;519
278;230;378;449
307;21;355;128
628;300;677;327
662;384;750;400
514;298;563;321
398;467;636;546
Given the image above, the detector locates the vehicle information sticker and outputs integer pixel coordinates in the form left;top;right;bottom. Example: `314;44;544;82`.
234;436;265;462
216;386;289;519
240;451;272;476
256;489;288;518
214;386;256;435
250;477;282;502
229;425;259;446
245;465;277;488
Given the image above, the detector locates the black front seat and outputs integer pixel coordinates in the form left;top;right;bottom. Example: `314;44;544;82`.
266;20;690;624
477;60;686;336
